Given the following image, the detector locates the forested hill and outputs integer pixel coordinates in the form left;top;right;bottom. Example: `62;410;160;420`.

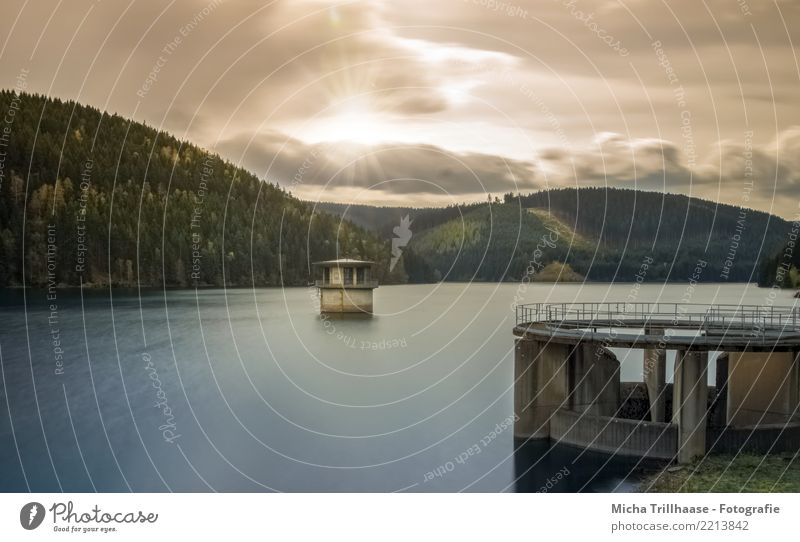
518;188;790;282
1;91;788;288
0;91;388;287
515;188;787;254
321;189;791;283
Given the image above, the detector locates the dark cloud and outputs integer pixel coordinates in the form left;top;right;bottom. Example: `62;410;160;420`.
218;130;539;198
215;125;800;208
537;128;800;201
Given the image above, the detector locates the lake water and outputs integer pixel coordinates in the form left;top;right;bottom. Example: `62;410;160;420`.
1;282;795;492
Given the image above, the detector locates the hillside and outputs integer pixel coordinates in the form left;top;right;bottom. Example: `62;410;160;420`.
518;188;790;282
402;204;589;282
0;91;388;288
323;189;791;283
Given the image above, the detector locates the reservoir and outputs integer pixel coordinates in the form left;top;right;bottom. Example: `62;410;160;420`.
0;282;794;492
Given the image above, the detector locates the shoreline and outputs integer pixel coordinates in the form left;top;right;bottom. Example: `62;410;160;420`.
2;280;767;292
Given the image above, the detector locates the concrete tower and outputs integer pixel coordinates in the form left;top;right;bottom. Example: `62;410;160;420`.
314;259;378;314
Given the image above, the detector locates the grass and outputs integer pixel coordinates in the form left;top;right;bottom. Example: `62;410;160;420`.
641;454;800;492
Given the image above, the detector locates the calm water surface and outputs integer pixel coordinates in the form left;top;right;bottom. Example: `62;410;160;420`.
1;282;795;492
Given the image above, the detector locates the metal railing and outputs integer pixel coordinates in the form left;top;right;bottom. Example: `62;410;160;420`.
315;279;379;288
515;302;800;337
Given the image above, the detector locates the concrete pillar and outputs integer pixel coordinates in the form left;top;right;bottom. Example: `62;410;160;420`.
643;345;667;423
791;350;800;419
514;338;540;439
514;338;569;439
568;343;620;417
672;350;709;463
710;353;729;428
726;350;800;426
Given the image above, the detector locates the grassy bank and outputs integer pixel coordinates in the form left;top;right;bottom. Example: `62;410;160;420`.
641;454;800;492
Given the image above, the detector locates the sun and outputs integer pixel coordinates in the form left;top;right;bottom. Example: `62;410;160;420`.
301;96;392;145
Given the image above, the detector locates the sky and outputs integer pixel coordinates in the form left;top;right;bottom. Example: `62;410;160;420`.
2;0;800;216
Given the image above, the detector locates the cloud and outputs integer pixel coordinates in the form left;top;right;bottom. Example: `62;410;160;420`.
714;128;800;197
217;130;539;199
535;132;697;191
2;0;799;214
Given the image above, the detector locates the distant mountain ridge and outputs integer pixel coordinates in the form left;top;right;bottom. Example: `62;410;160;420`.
320;188;791;283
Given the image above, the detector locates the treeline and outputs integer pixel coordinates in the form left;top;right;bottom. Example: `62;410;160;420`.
0;91;388;288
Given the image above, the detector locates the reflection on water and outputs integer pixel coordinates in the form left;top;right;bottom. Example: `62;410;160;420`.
0;283;792;492
514;441;650;493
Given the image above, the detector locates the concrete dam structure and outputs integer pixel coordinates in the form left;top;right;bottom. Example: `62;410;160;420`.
513;303;800;463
